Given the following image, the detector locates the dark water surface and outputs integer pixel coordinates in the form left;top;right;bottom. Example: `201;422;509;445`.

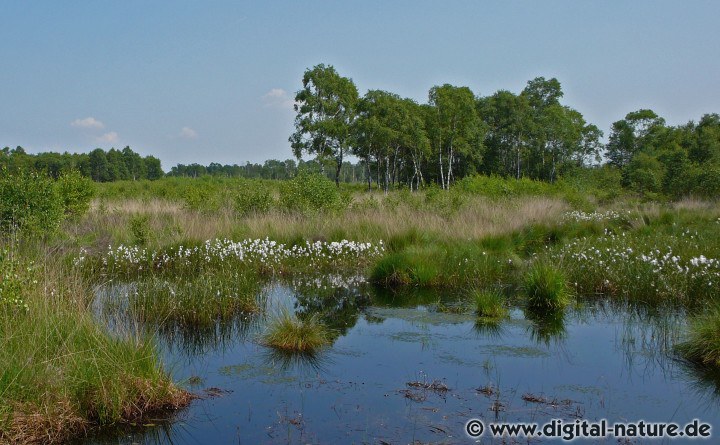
83;280;720;444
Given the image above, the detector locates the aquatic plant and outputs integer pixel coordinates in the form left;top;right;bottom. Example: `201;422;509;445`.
473;288;508;320
370;242;513;288
92;238;384;278
127;270;263;328
546;223;720;304
260;310;331;353
523;262;571;312
677;305;720;367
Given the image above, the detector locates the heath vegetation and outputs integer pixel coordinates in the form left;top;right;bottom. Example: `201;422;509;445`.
3;65;720;443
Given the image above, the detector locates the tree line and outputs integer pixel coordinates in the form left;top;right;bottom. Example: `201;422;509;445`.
1;146;370;183
168;158;368;182
1;146;163;182
290;64;720;197
3;64;720;199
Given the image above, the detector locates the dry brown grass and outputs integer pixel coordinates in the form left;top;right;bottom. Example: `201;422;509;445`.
1;388;193;445
75;195;569;248
0;401;88;445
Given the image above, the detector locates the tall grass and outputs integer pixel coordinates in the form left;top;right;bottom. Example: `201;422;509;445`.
677;305;720;367
127;271;264;327
370;242;516;288
0;245;188;444
523;262;572;312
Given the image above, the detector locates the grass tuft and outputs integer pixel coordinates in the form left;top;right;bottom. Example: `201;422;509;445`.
677;305;720;367
473;288;508;320
261;310;332;353
523;262;571;312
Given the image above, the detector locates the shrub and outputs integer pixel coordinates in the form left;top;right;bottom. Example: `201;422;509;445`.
182;182;221;212
129;214;151;246
456;175;554;199
280;172;348;212
233;182;274;215
261;310;331;353
0;248;31;311
56;170;94;217
424;185;465;214
0;171;64;237
523;261;571;312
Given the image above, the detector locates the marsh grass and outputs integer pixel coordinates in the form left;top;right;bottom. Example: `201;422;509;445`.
127;271;264;328
473;288;509;320
0;245;189;444
260;310;332;353
545;209;720;305
677;305;720;367
370;242;514;288
523;262;572;312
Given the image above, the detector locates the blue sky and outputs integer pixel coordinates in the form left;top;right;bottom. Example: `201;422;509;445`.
1;1;718;169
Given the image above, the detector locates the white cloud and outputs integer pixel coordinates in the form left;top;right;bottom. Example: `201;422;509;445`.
179;126;198;139
262;88;295;109
95;131;119;144
264;88;287;99
71;116;105;129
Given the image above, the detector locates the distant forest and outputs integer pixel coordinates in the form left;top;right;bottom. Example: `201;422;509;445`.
0;146;366;183
3;65;720;198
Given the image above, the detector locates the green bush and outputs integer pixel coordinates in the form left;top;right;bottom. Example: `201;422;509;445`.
457;174;554;199
129;214;151;246
280;172;349;212
688;165;720;199
56;170;95;217
0;248;31;310
233;181;274;215
182;181;221;212
0;171;65;237
424;185;465;214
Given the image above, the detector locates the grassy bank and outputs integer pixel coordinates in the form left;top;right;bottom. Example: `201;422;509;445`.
0;244;189;444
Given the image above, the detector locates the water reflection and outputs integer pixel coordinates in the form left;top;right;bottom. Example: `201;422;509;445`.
260;348;332;374
292;281;371;336
472;317;506;340
524;309;567;345
87;277;720;444
156;314;261;358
